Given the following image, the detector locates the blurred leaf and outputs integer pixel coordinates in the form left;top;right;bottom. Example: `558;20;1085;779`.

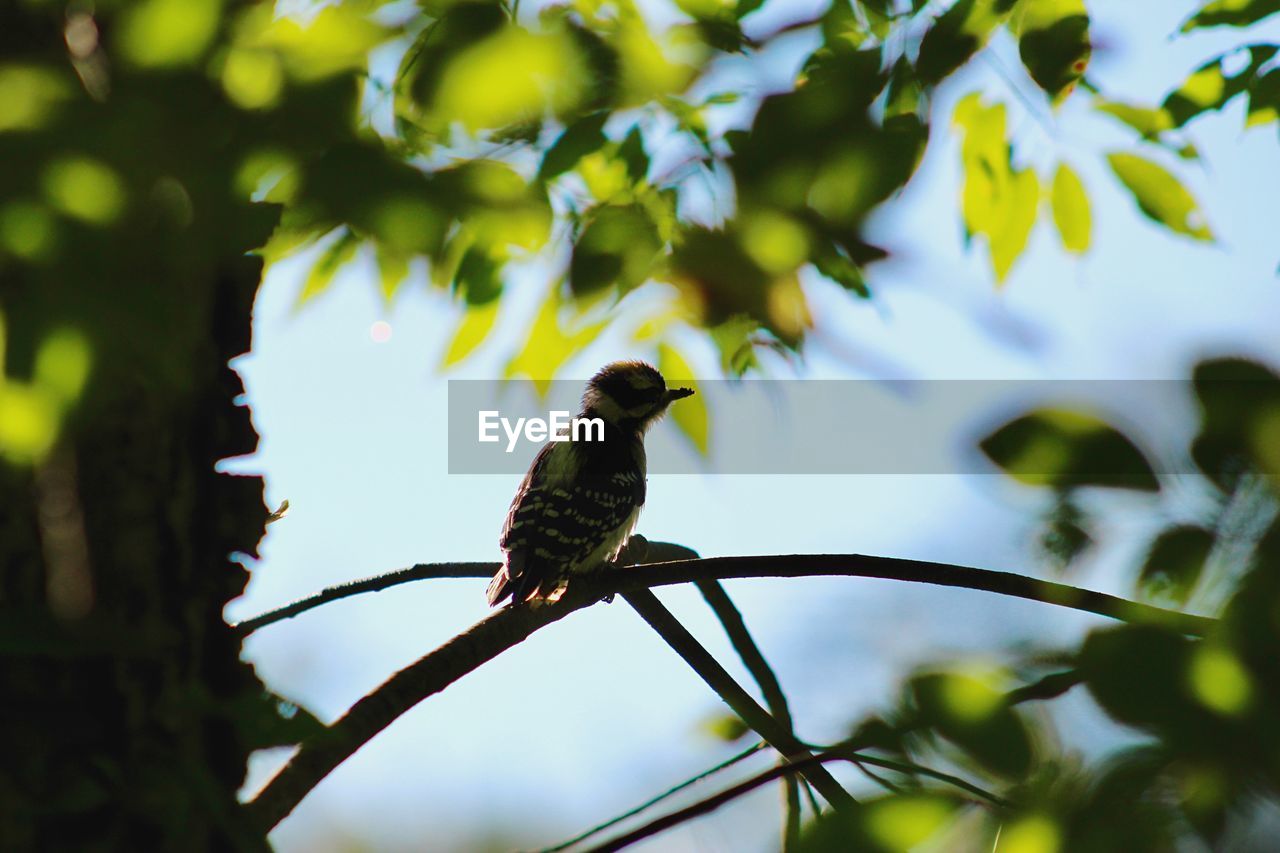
455;245;504;305
912;671;1034;778
617;125;650;183
235;4;391;81
116;0;220;68
1139;526;1214;605
34;328;92;406
954;93;1038;281
1161;46;1277;127
374;247;411;302
569;204;662;297
1093;98;1174;139
505;289;609;392
980;408;1160;491
1050;162;1091;254
299;229;359;304
1014;0;1091;102
1082;626;1193;726
918;0;1019;84
1190;358;1280;488
538;112;609;182
799;794;959;853
0;381;59;464
701;712;750;742
657;343;708;454
441;300;500;367
0;64;72;132
1181;0;1280;31
1106;152;1213;242
671;228;809;347
1039;496;1093;572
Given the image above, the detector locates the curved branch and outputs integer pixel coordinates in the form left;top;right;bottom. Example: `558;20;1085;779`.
234;551;1213;638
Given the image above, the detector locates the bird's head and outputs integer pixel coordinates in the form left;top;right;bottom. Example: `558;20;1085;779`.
581;360;695;432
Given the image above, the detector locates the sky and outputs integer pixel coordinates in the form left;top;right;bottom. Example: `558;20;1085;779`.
225;2;1280;850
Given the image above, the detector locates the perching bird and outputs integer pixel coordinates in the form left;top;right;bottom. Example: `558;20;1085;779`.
486;361;695;606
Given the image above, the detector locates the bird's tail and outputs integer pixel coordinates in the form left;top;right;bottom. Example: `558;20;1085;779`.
485;569;511;607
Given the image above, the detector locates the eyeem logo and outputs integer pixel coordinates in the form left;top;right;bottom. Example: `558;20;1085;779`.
478;411;605;453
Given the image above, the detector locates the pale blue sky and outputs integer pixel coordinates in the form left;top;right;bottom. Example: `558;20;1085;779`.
227;3;1280;850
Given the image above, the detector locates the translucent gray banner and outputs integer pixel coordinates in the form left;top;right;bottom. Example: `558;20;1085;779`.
446;379;1262;476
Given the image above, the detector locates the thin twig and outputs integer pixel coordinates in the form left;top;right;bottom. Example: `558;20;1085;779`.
585;744;1006;853
232;562;496;636
536;741;768;853
622;589;856;810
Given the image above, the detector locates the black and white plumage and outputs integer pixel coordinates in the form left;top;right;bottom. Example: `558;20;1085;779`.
486;361;695;606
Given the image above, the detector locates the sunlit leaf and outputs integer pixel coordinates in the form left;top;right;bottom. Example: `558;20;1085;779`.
42;158;126;227
1161;46;1276;127
1181;0;1280;31
374;247;411;302
117;0;220;68
434;26;588;132
1014;0;1091;102
1106;152;1214;242
1051;162;1091;254
0;64;71;131
441;300;500;368
505;289;610;393
700;712;750;742
657;343;708;455
980;408;1160;491
299;229;359;304
34;328;92;406
991;168;1039;282
0;382;59;464
1093;98;1174;139
236;4;391;81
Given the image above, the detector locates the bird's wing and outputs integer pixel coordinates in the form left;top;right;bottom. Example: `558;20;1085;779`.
490;444;644;605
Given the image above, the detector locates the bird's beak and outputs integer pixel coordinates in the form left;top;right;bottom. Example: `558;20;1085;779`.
665;387;695;403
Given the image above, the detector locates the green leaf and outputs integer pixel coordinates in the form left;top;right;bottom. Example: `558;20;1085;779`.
441;300;500;368
1139;526;1215;605
298;228;359;304
454;246;503;305
1014;0;1091;102
569;204;662;297
538;112;609;182
1094;98;1174;138
617;125;650;183
1051;162;1091;254
374;246;411;302
701;712;749;742
980;407;1161;491
911;672;1034;778
1181;0;1280;31
991;167;1039;282
918;0;1019;84
1106;152;1214;242
1161;46;1276;127
657;343;708;455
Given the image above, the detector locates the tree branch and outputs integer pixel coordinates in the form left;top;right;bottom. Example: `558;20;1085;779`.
231;562;497;636
623;589;855;809
234;551;1214;638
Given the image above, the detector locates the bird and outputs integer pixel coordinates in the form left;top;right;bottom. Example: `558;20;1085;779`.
486;361;695;607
